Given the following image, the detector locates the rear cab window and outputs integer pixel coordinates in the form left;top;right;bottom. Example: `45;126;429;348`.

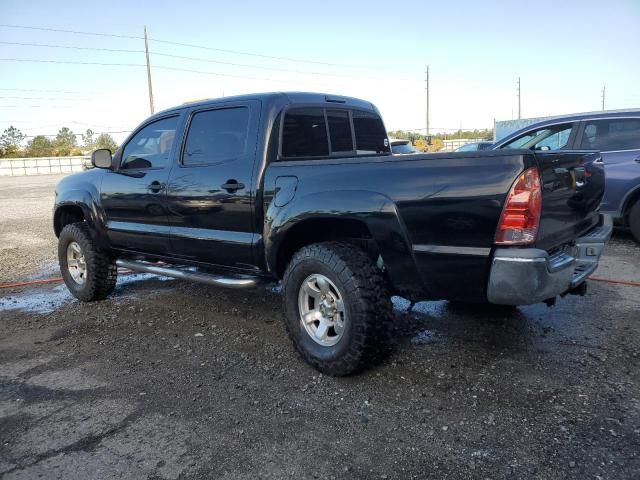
280;106;389;160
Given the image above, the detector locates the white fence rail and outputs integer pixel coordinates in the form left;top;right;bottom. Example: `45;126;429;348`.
440;138;489;152
0;156;90;176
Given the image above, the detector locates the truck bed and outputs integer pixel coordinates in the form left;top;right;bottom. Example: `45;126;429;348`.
263;149;604;302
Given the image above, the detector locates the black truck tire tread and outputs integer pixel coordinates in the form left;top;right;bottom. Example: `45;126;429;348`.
282;241;392;376
58;222;117;301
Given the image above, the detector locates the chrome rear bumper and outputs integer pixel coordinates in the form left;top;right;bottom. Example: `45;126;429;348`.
486;214;612;305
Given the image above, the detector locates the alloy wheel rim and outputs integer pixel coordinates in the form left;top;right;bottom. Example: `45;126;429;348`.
66;241;87;285
297;273;347;347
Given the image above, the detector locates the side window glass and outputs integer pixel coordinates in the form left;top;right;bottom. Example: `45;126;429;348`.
353;111;390;154
579;119;640;151
183;108;249;165
532;125;572;151
327;110;354;153
281;108;328;158
501;131;537;149
501;124;573;151
121;116;179;169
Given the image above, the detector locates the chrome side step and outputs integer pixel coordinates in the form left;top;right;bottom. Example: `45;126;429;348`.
116;259;259;289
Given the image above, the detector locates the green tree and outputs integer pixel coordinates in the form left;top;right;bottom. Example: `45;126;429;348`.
81;129;95;151
95;133;118;152
54;127;77;156
26;135;54;157
0;125;25;157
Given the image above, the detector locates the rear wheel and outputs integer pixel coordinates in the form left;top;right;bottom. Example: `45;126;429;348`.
630;200;640;244
58;222;117;301
282;242;391;376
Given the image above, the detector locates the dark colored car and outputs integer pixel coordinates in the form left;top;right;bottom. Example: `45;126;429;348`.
390;138;418;154
455;141;494;152
493;109;640;242
53;92;610;375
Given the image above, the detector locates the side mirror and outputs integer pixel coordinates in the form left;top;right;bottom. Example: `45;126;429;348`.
91;149;113;169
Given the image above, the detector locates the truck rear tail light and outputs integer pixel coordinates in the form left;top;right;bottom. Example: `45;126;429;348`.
495;167;542;245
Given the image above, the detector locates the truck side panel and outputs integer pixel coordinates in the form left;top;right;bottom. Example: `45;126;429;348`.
263;151;532;301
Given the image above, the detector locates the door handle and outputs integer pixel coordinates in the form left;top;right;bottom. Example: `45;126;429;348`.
148;181;163;193
634;156;640;164
221;180;245;192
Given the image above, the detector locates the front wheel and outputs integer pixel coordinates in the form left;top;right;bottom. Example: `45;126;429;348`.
282;242;391;376
58;222;117;301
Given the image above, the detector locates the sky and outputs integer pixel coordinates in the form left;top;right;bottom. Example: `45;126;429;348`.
0;0;639;143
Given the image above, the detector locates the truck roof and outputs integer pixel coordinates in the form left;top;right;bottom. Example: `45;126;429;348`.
155;91;378;117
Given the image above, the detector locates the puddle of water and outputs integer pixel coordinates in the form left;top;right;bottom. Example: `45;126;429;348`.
117;272;174;287
0;283;72;314
0;272;176;314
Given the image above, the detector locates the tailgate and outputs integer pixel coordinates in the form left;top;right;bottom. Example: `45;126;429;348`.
534;151;605;251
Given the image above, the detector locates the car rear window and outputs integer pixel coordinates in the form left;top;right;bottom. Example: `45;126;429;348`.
579;118;640;151
280;107;388;159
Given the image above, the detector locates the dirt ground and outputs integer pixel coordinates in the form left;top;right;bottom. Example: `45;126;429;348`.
1;174;639;479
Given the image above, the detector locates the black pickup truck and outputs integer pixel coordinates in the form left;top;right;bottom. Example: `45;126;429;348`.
54;92;611;375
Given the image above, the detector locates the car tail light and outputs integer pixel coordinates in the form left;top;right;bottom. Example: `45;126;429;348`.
495;167;542;245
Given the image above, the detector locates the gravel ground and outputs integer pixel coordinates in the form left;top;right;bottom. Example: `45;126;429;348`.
1;174;639;479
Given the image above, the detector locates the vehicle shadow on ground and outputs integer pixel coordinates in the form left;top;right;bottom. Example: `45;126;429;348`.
387;297;547;358
102;275;538;372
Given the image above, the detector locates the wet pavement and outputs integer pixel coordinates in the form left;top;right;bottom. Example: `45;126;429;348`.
1;175;639;479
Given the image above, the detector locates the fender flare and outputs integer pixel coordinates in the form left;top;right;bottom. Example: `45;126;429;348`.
264;189;424;295
53;188;108;248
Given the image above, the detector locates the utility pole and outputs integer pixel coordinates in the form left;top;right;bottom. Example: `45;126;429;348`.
144;26;155;115
517;77;521;120
601;85;606;111
425;65;430;136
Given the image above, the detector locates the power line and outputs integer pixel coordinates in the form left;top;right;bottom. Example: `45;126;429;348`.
0;23;401;72
0;87;82;94
0;96;89;101
0;40;417;82
0;58;358;87
0;23;141;40
148;37;394;71
0;40;143;54
0;58;143;67
150;51;412;82
0;105;73;108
